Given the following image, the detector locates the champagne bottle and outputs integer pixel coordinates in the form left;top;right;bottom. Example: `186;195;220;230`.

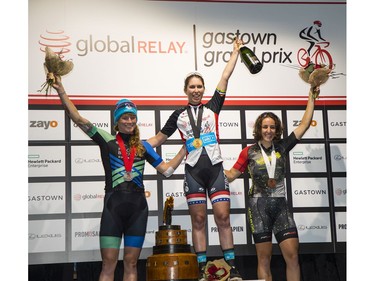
240;46;263;74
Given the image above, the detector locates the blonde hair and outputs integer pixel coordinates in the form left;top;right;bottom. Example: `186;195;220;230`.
114;124;145;156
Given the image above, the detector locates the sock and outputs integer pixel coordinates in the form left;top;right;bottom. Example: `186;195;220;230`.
196;251;207;270
223;248;236;268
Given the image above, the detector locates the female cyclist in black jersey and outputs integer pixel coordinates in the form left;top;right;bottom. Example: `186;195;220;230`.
225;83;325;281
50;75;185;281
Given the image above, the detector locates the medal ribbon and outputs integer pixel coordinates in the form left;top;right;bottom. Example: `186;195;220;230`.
187;105;203;139
116;134;136;173
258;141;276;179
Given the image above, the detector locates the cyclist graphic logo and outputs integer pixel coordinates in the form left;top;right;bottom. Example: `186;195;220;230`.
297;20;334;70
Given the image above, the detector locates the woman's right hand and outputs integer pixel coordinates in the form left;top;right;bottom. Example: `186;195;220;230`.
50;74;65;94
233;37;243;52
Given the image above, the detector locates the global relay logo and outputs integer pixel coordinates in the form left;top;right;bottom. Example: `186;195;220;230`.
38;30;71;58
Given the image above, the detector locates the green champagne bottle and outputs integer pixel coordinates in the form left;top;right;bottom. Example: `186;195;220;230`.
240;46;263;74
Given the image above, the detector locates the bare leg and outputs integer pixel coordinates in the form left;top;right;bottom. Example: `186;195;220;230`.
279;238;300;281
122;246;142;281
99;248;120;281
255;242;273;281
212;201;233;250
189;203;207;253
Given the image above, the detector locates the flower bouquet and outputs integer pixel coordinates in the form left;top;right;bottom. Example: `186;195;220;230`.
298;62;332;99
38;46;74;95
204;259;230;281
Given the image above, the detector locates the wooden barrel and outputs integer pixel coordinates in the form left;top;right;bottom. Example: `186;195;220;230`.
155;229;188;245
146;225;199;281
153;244;192;255
146;253;198;281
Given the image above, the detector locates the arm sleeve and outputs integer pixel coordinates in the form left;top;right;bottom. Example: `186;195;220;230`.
282;132;299;153
233;146;250;173
206;89;225;114
142;141;163;167
160;108;183;137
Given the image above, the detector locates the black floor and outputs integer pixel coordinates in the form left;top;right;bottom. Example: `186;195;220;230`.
29;253;346;281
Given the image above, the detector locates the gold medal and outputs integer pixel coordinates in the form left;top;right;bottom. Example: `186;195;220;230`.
124;171;133;181
192;138;203;149
267;178;276;188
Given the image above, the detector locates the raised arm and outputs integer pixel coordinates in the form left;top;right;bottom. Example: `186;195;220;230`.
293;86;317;140
216;38;242;92
51;74;92;134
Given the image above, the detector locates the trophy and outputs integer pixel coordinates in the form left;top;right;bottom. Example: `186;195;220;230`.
146;196;199;281
163;196;174;226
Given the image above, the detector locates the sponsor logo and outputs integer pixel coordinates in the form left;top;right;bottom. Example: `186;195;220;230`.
223;156;238;161
73;122;109;128
297;20;334;70
145;190;151;198
283;231;297;237
338;224;346;229
230;191;243;196
73;194;104;201
165;192;185;197
335;188;347;196
203;30;293;67
138;122;153;127
294;189;327;195
330;121;346;127
291;151;324;165
219;121;239;128
29;233;62;240
293;120;317;127
74;231;99;237
30;120;58;129
231;226;244;232
298;225;328;231
40;28;294;69
74;158;101;164
76;35;186;56
333;154;346;161
29;195;64;201
247;120;255;129
28;156;62;168
39;30;72;57
210;226;244;232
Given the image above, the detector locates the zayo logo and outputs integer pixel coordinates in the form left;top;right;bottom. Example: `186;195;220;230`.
293;119;317;127
30;120;58;129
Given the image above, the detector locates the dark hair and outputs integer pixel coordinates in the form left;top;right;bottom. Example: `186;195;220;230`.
253;112;283;141
184;72;205;92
